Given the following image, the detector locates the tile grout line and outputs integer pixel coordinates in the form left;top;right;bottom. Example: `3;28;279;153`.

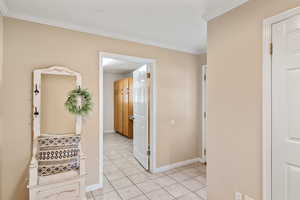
96;132;207;200
104;133;151;200
104;173;126;200
165;172;207;199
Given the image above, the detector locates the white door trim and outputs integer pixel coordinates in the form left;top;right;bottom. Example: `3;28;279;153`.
202;65;208;163
262;6;300;200
98;52;157;187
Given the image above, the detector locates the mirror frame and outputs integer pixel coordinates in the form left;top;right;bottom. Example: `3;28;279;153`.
32;66;82;158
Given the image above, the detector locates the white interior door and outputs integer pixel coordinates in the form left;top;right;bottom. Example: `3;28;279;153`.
133;64;149;170
272;14;300;200
202;65;208;162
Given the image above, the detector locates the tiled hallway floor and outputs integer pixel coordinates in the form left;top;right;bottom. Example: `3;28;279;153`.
87;132;207;200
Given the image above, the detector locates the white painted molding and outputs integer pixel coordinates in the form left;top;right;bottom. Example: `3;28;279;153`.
262;6;300;200
0;0;8;16
202;65;208;163
199;157;206;164
203;0;248;21
99;52;158;183
86;184;102;192
1;0;248;53
6;11;205;55
99;54;104;189
153;158;202;173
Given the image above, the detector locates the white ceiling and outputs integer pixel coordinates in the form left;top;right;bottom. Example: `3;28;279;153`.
0;0;248;54
103;57;143;74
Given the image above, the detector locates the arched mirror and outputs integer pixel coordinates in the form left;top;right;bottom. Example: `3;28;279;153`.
40;74;76;135
33;66;82;137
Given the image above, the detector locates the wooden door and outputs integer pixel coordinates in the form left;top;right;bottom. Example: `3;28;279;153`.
122;78;129;137
114;81;118;132
117;80;123;133
128;78;133;138
114;78;133;138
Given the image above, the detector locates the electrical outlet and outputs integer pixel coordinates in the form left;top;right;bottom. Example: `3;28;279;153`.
235;192;243;200
244;195;254;200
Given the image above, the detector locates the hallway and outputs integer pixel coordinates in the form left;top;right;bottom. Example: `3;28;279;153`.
87;132;208;200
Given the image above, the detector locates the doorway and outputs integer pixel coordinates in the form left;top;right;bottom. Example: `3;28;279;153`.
263;6;300;200
99;52;157;187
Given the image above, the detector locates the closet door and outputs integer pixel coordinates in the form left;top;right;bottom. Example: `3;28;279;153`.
128;78;133;138
122;78;129;137
114;81;118;132
117;80;123;133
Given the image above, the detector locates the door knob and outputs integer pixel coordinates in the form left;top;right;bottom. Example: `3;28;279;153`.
129;115;135;120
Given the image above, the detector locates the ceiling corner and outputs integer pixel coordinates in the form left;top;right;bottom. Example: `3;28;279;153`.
203;0;248;21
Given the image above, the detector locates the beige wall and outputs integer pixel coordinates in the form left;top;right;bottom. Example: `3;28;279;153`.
1;17;206;200
207;1;300;200
41;74;76;134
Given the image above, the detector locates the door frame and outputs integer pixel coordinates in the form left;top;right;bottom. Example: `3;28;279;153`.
262;6;300;200
202;65;208;163
98;52;157;187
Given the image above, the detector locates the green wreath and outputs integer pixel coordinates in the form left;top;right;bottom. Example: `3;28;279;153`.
65;87;92;115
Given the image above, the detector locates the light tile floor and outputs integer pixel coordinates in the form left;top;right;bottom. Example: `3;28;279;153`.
86;132;207;200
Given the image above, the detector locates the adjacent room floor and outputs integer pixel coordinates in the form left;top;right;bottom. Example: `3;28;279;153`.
86;132;208;200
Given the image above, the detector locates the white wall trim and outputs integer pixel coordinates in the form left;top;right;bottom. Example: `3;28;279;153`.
262;6;300;200
6;11;205;55
153;158;202;173
98;52;158;187
203;0;248;21
86;184;102;192
0;0;248;53
199;157;206;164
201;65;208;163
0;0;8;16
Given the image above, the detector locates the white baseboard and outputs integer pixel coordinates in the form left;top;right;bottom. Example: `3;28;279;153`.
104;130;114;133
199;157;206;163
152;157;203;173
86;183;102;192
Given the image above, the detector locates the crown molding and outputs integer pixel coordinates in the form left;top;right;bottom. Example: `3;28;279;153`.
6;11;206;55
0;0;8;16
203;0;248;21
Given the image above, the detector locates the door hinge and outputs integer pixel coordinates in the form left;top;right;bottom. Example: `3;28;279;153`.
270;43;273;55
204;148;207;156
147;145;151;156
204;74;207;81
204;112;207;119
147;72;151;78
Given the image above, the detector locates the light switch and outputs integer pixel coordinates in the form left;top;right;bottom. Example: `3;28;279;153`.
235;192;242;200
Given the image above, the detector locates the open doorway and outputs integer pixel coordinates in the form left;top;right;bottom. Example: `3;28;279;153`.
96;53;207;200
99;52;157;187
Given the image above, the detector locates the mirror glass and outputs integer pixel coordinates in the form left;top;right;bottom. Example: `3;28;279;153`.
40;74;76;135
